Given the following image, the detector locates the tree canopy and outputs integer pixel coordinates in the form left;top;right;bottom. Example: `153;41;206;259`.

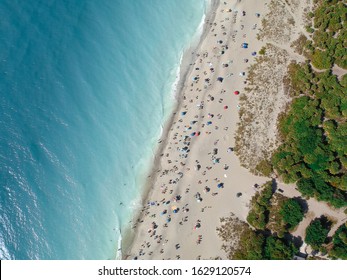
247;181;273;230
330;223;347;259
305;217;331;250
271;0;347;208
279;198;305;231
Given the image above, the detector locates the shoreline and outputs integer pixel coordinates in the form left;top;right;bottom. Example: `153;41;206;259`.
123;0;270;260
121;0;220;258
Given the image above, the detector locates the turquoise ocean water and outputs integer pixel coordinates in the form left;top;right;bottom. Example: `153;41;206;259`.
0;0;206;259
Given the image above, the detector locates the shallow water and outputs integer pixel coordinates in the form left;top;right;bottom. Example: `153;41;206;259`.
0;0;206;259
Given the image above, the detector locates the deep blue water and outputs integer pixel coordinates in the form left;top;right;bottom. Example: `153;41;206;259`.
0;0;206;259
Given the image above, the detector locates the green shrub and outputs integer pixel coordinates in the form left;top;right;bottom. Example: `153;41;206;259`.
279;198;305;231
264;236;297;260
329;223;347;259
259;47;266;55
311;50;332;69
255;160;273;176
305;218;330;250
247;182;274;230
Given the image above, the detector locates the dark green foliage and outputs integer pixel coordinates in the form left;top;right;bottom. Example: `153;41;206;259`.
279;198;305;231
233;228;265;260
305;217;331;250
247;182;274;230
341;74;347;88
246;206;267;230
306;0;347;69
258;182;273;205
222;213;299;260
272;60;347;207
311;50;332;69
297;178;315;197
330;223;347;259
264;236;297;260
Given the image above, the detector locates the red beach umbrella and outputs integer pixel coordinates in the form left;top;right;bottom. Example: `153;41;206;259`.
234;91;240;95
224;105;228;109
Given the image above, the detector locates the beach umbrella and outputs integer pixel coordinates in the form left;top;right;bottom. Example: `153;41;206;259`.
217;77;224;82
181;111;187;116
224;105;228;109
252;52;257;56
196;132;201;136
190;132;196;137
234;91;240;95
207;121;212;125
217;183;224;188
241;43;248;48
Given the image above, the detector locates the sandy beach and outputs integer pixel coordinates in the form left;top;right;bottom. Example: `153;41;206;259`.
122;0;346;260
122;0;270;260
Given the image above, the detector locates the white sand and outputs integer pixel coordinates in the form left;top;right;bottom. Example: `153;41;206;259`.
124;0;270;260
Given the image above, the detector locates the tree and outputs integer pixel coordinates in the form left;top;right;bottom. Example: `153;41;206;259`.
279;198;305;231
246;181;274;230
311;50;332;69
305;218;330;250
233;227;265;260
297;178;315;197
264;236;297;260
330;223;347;260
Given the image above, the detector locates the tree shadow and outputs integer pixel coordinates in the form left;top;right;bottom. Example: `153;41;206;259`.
283;232;303;249
319;215;333;230
293;196;309;214
271;178;278;193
